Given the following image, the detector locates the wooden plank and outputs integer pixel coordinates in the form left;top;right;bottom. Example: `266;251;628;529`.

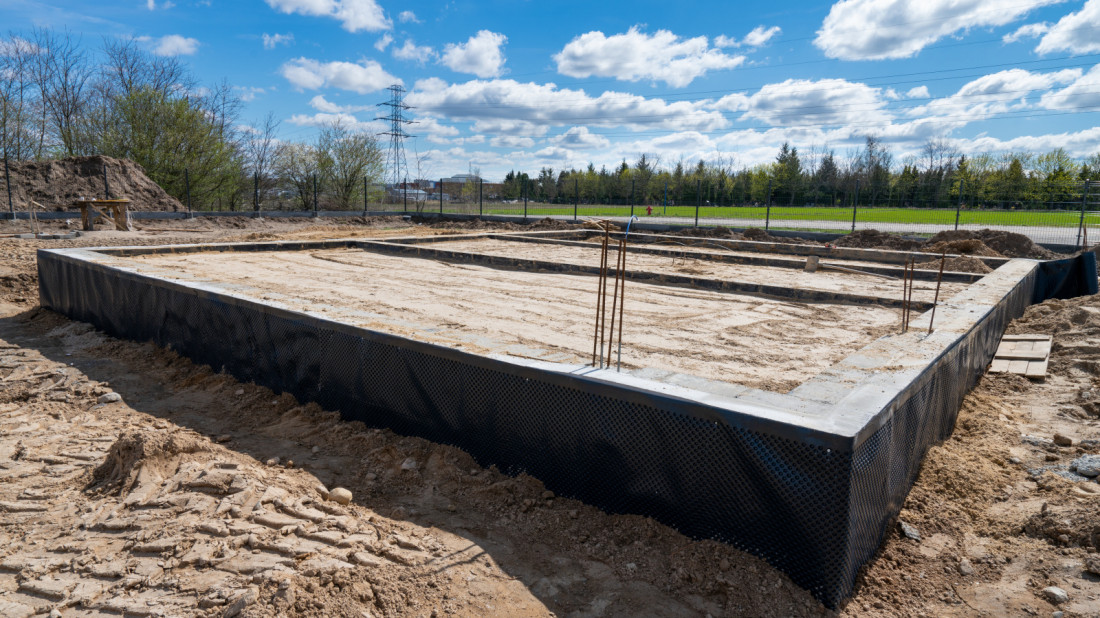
1033;340;1052;356
1025;360;1049;378
996;349;1049;361
1002;334;1052;341
990;359;1011;373
1008;360;1030;374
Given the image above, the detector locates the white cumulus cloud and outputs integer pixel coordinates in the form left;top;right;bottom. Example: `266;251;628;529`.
1002;22;1050;44
715;25;782;48
152;34;199;56
309;94;374;113
740;78;894;126
554;27;744;88
1035;0;1100;54
374;33;392;51
491;136;535;149
407;78;729;136
398;10;419;23
1040;63;1100;109
441;30;507;78
908;68;1081;121
263;33;294;50
281;57;399;94
815;0;1064;60
264;0;391;33
550;126;611;150
393;39;434;64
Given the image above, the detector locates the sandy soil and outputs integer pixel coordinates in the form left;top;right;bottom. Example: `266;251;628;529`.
417;237;969;300
111;248;898;393
1;218;1099;617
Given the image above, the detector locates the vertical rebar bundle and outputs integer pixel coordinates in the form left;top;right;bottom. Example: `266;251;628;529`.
901;257;913;333
592;221;627;370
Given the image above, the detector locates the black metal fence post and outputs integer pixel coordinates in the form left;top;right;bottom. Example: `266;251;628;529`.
312;174;318;217
695;179;701;227
253;172;259;217
439;178;443;215
363;175;368;216
4;156;13;213
102;163;110;199
404;176;408;213
185;168;192;217
479;178;483;218
851;180;860;232
630;179;635;218
574;178;578;221
955;179;963;231
765;179;772;230
523;179;528;220
663;179;668;214
1077;179;1091;248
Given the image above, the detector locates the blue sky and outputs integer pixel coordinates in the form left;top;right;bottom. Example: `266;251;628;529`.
4;0;1100;180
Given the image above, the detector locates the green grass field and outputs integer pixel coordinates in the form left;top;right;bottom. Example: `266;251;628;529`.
454;203;1100;228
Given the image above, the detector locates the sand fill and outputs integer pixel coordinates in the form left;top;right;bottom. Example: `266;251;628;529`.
421;237;970;299
113;248;900;392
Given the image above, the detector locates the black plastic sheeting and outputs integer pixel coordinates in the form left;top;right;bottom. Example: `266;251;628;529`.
36;249;1097;608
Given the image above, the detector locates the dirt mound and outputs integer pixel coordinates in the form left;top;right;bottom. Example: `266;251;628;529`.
927;229;1055;259
832;229;922;251
913;255;994;274
5;155;184;212
91;429;209;493
670;226;741;239
1024;506;1100;549
924;239;1004;258
739;226;809;243
668;226;809;244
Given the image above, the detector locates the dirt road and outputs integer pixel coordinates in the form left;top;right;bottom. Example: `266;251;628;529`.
2;216;1099;616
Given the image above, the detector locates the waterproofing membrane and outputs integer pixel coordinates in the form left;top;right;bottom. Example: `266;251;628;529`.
35;246;1097;608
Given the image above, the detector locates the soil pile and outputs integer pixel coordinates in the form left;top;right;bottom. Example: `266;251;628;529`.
927;229;1055;259
832;230;922;251
3;155;184;212
924;238;1004;258
913;255;993;274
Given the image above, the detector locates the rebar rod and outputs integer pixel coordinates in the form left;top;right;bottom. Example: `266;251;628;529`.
928;251;947;335
905;258;916;332
606;242;622;369
616;238;626;371
593;225;610;367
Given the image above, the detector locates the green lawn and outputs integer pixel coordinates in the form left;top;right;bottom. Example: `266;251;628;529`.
465;203;1100;228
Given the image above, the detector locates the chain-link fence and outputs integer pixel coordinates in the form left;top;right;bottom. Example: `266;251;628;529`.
3;163;1097;247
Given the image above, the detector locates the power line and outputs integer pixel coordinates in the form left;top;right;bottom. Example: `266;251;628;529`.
376;84;416;187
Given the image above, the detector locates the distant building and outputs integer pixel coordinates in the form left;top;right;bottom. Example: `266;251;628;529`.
441;174;482;185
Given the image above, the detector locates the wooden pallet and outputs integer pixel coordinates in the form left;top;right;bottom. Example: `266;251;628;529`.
989;334;1051;378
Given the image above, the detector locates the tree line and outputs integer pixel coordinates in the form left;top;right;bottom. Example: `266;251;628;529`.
0;28;383;210
503;138;1100;211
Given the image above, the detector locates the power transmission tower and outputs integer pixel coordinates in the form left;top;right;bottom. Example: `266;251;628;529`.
376;84;416;190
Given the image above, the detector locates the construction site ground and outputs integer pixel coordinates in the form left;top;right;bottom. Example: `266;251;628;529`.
107;246;897;393
1;215;1099;617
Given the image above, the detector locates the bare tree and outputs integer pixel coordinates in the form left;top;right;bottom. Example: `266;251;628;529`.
920;137;959;173
244;112;280;205
100;37;195;100
0;33;38;161
316;119;384;210
33;28;91;156
275;142;319;210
